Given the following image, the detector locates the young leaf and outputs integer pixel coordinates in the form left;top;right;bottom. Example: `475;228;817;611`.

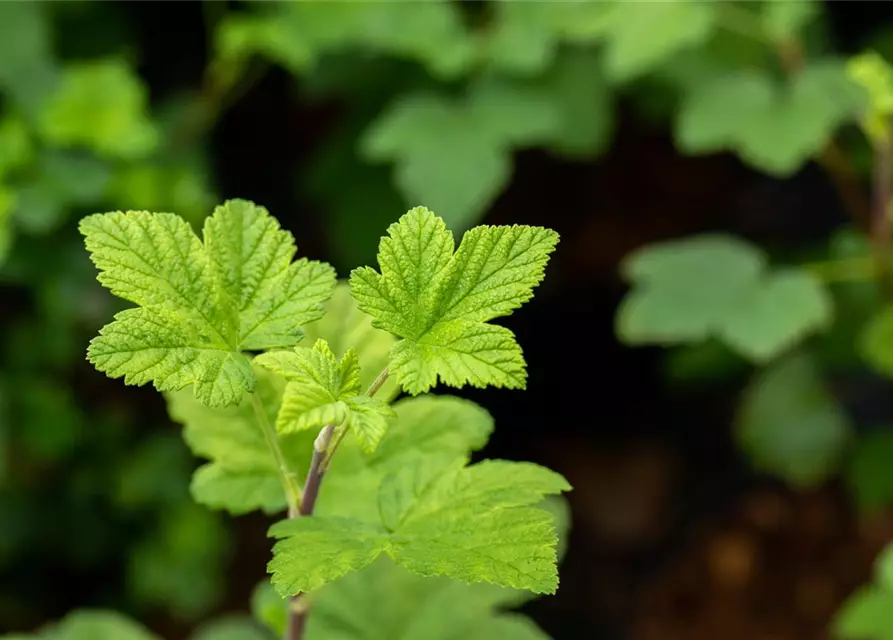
268;459;570;597
736;353;852;487
350;207;558;394
301;282;398;399
82;199;336;407
255;338;395;453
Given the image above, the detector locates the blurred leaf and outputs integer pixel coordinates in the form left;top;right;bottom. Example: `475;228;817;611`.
762;0;819;41
858;307;893;378
538;48;614;159
846;431;893;512
0;114;34;176
107;160;216;226
876;542;893;593
678;61;866;175
250;581;288;638
115;434;192;510
833;586;893;640
362;82;559;230
218;2;474;79
484;2;561;75
0;187;14;265
4;610;162;640
0;2;57;108
190;616;273;640
718;269;832;363
848;51;893;144
736;353;852;487
599;1;719;82
302;557;550;640
16;380;82;461
128;504;227;620
37;58;158;159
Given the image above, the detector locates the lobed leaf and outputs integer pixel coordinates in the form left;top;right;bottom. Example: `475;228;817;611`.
82;199;336;408
350;207;558;394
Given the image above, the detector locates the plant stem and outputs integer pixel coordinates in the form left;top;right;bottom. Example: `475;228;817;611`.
365;367;390;397
286;423;336;640
251;393;301;518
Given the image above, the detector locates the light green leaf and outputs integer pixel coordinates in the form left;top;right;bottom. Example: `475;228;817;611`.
82;199;336;407
268;517;390;595
166;364;314;515
318;394;494;522
484;1;561;75
848;51;893;143
762;0;819;41
269;459;569;596
302;282;398;399
255;339;394;452
600;1;719;82
677;62;866;175
190;464;286;515
719;269;832;363
833;586;893;640
0;2;56;108
736;353;852;487
846;431;893;512
617;235;765;343
303;558;550;640
38;58;158;159
877;543;893;593
350;207;558;394
859;307;893;378
362;83;559;231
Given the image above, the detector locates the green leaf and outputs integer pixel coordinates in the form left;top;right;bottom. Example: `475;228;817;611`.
848;51;893;143
762;0;819;41
0;2;57;108
38;58;158;159
269;459;569;597
618;235;832;361
877;542;893;593
833;586;893;640
859;307;893;378
736;353;852;487
304;558;550;640
318;394;494;523
350;207;558;394
190;616;273;640
677;62;866;175
302;282;398;400
718;269;832;362
484;1;561;75
166;364;314;515
846;431;893;512
268;517;391;595
82;199;336;407
599;1;719;82
255;339;394;452
618;235;765;343
362;84;559;231
20;610;162;640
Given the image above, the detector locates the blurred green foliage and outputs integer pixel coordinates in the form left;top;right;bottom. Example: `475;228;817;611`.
3;0;893;638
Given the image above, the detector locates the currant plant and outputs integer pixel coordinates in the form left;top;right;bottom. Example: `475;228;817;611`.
2;200;568;640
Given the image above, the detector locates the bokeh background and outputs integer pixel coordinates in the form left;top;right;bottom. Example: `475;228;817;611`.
4;1;893;639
